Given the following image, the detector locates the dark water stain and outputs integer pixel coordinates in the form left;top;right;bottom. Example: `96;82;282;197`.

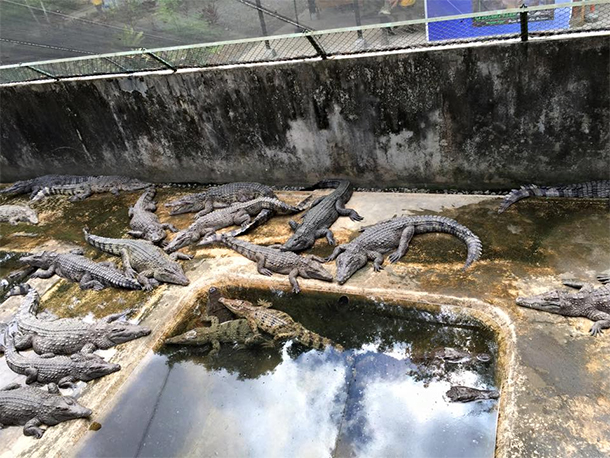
75;287;499;458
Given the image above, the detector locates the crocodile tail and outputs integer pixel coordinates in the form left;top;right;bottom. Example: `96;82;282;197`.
197;231;239;247
7;283;32;297
296;328;343;351
597;274;610;285
83;229;124;256
464;235;483;270
498;185;538;213
16;287;40;319
302;179;345;191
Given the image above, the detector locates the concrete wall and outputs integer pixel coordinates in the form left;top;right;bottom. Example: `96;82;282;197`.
1;35;608;188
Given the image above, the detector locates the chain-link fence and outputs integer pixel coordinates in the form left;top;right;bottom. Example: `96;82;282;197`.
0;0;608;85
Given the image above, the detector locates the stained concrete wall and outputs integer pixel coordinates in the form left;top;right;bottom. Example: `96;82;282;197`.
1;35;608;188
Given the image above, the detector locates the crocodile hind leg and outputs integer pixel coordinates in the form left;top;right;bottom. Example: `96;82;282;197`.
162;223;178;233
31;265;56;279
14;332;33;351
24;367;39;384
288;268;302;294
23;418;45;439
255;254;273;276
589;311;610;336
119;249;138;280
208;340;221;356
335;201;363;222
388;225;415;263
79;273;105;291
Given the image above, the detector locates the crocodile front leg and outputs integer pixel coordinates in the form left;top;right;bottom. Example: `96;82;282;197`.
388;225;415;263
588;311;610;336
23;418;45;438
119;249;138;279
137;270;155;291
367;251;385;272
14;333;33;351
32;265;56;279
315;229;335;246
170;252;193;261
288;268;301;294
58;376;77;389
326;245;346;262
335;200;363;221
127;230;144;238
208;339;221;356
162;223;178;233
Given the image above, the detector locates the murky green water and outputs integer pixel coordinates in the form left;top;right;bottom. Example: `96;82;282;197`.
76;288;499;458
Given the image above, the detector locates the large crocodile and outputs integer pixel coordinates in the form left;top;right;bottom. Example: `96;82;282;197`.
128;187;178;245
326;215;483;284
84;229;191;289
164;196;312;253
0;382;92;438
516;276;610;336
1;328;121;388
164;182;276;216
498;180;610;213
446;386;500;403
219;296;343;351
31;175;150;202
281;179;363;252
0;205;38;225
0;175;90;198
20;250;142;291
13;287;151;355
200;234;333;293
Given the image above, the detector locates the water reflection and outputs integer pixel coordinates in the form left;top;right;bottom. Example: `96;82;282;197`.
76;291;498;458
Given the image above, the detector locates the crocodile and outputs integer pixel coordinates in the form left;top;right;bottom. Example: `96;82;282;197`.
413;347;491;364
0;329;121;388
128;187;178;245
516;276;610;336
164;182;276;216
446;386;500;403
281;179;363;252
164;196;312;253
0;266;36;298
20;250;142;291
200;234;333;293
0;175;90;198
219;297;343;351
13;286;151;355
84;229;191;290
498;180;610;213
0;382;92;438
31;175;150;202
326;215;483;284
0;205;38;225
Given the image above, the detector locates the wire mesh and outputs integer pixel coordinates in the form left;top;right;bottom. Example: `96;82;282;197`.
0;1;607;85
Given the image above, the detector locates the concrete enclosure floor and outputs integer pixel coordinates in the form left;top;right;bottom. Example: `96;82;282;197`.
0;188;608;458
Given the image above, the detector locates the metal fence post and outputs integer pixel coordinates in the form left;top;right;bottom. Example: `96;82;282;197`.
520;4;529;42
255;0;277;57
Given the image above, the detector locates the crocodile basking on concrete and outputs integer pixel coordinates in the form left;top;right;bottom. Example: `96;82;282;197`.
281;179;363;252
446;386;500;403
498;180;610;213
0;328;121;388
0;175;90;198
219;296;343;351
128;187;178;245
164;182;276;216
84;229;191;290
31;175;150;201
13;286;151;355
326;215;483;284
200;234;333;293
164;196;312;253
20;250;142;291
516;276;610;336
0;205;38;225
0;382;92;438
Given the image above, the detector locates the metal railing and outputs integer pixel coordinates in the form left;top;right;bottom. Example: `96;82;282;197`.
0;0;608;85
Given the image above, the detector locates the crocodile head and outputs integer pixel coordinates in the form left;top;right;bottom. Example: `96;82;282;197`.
281;233;316;252
154;263;190;286
145;227;169;245
20;251;57;269
218;298;252;317
70;353;121;381
23;207;39;224
165;195;208;215
164;231;198;253
119;178;150;192
101;322;151;347
335;250;368;285
300;259;334;283
45;394;92;424
516;289;583;317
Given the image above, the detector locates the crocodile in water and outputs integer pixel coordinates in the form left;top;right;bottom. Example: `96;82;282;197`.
516;276;610;336
326;215;483;284
20;249;142;291
84;229;191;289
200;234;332;294
0;382;91;438
164;182;276;216
0;205;38;225
0;328;120;388
165;196;312;253
128;187;178;245
219;296;343;351
498;180;610;213
31;175;150;201
282;179;363;252
13;286;150;355
446;386;500;403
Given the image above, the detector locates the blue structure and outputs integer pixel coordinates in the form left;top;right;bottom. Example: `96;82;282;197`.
426;0;571;41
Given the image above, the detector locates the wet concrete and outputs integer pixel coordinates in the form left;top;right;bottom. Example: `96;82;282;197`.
0;189;608;457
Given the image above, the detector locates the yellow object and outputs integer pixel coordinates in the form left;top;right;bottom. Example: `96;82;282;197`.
92;0;103;6
400;0;416;6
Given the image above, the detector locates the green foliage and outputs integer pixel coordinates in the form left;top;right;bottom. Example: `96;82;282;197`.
114;25;145;49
